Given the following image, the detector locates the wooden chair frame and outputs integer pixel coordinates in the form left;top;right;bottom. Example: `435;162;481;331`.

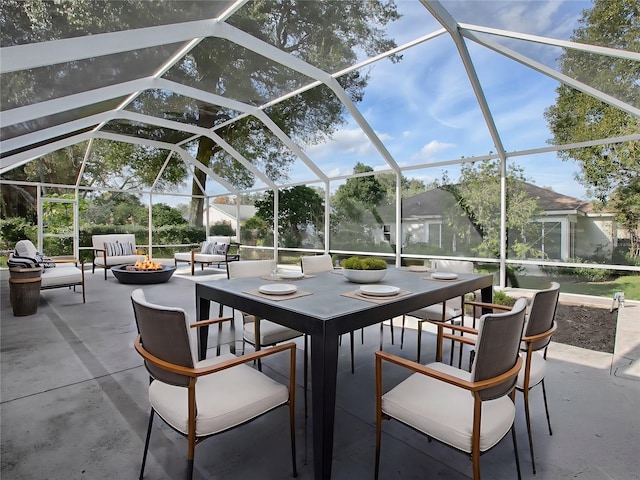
375;345;523;480
134;315;297;480
440;299;558;473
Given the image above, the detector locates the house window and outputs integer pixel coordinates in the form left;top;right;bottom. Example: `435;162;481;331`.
427;223;441;247
383;225;391;242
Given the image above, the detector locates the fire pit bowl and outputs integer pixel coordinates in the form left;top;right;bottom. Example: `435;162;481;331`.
111;264;176;284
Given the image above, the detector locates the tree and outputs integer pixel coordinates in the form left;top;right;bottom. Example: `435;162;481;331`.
437;160;543;261
1;1;401;228
83;192;146;225
376;171;427;202
151;204;187;227
254;186;324;247
330;162;388;248
544;0;640;257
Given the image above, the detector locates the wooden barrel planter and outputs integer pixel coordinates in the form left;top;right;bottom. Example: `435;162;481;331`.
9;267;43;316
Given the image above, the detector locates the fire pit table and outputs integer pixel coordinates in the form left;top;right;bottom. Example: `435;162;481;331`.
111;264;176;284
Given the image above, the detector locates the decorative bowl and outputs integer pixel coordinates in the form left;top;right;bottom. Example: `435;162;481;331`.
342;268;387;284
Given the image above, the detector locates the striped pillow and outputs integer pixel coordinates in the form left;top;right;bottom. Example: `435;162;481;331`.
104;241;134;256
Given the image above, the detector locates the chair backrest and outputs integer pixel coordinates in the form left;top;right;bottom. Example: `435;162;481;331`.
227;259;276;279
471;297;527;400
131;289;196;387
92;234;137;249
207;236;231;245
301;254;333;274
15;239;38;258
524;282;560;351
432;259;474;274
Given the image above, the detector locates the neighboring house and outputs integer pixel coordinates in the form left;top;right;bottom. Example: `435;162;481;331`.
380;183;623;262
203;204;257;231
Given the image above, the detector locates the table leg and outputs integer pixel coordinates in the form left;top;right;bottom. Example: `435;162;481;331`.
197;296;211;361
480;284;493;315
310;330;339;480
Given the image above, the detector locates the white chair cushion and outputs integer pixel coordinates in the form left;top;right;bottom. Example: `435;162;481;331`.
517;351;546;389
382;362;515;453
149;353;288;436
174;252;193;262
94;254;145;267
408;303;461;322
41;264;82;287
243;318;302;346
193;253;227;263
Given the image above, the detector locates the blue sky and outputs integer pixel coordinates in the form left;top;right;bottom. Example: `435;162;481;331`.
287;0;595;201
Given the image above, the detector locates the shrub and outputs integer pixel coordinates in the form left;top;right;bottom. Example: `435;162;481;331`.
340;256;387;270
492;289;517;307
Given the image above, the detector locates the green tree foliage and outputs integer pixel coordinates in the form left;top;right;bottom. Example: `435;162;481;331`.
376;172;427;201
544;0;640;257
168;0;401;225
1;1;401;228
437;160;543;260
152;204;187;227
83;192;147;225
330;162;393;250
254;186;324;247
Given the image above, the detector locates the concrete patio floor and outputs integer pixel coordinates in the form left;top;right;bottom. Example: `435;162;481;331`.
1;264;639;480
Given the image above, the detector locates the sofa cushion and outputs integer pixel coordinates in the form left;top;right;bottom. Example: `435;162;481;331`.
41;264;83;287
192;253;226;263
15;240;38;258
92;234;138;250
201;241;216;255
104;241;135;256
207;236;231;245
94;254;145;267
212;243;228;255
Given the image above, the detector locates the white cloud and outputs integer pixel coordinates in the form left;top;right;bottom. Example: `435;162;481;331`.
306;127;392;158
411;140;456;162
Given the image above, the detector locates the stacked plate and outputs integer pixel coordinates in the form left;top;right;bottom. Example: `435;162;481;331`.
359;285;400;297
431;272;458;280
258;284;297;295
278;271;304;279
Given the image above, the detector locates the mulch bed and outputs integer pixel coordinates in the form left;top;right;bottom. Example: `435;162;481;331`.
553;304;617;354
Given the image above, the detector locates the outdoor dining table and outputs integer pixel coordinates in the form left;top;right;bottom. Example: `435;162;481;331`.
195;267;493;480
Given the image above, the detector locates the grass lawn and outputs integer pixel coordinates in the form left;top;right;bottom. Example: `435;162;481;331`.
516;274;640;301
560;275;640;301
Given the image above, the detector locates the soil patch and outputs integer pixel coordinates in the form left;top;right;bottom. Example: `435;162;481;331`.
553;304;617;354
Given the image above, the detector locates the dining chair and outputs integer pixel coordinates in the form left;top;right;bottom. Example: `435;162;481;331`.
517;282;560;474
227;259;308;416
300;254;360;374
401;259;475;363
130;289;297;480
453;282;560;474
375;297;528;480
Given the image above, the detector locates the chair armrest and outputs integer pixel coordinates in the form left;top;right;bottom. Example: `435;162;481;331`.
134;337;295;378
375;349;522;393
195;342;296;376
466;300;513;311
521;323;557;344
190;317;233;328
375;350;475;390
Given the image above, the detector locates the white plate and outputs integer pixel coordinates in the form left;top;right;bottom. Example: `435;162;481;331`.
431;272;458;280
259;284;298;295
359;285;400;297
409;265;431;272
278;271;304;279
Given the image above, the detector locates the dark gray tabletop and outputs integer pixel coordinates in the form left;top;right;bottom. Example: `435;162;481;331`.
196;268;493;336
